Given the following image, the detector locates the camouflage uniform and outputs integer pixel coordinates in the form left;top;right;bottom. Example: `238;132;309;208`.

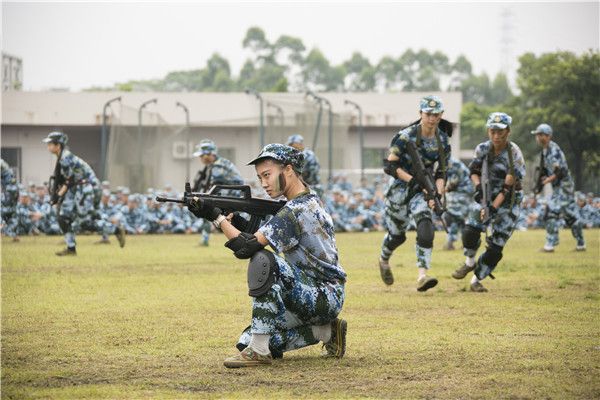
462;113;526;281
531;124;585;249
236;144;346;356
54;148;102;248
191;140;243;245
444;157;474;247
1;159;19;237
380;106;451;270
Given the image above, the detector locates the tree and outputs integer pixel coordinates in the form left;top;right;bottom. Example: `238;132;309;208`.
510;51;600;189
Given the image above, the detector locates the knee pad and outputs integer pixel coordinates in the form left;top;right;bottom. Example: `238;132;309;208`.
416;218;434;248
57;215;72;233
386;232;406;250
481;243;503;268
563;215;577;227
247;250;278;297
462;225;481;250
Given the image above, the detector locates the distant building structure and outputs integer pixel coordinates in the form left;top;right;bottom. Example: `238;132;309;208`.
2;53;23;92
1;91;463;190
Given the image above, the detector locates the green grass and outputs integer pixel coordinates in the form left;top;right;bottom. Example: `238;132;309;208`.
2;229;599;399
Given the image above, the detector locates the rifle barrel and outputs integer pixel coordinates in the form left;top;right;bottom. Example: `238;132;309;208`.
155;196;185;204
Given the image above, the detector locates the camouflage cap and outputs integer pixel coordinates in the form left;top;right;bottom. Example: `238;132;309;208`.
419;95;444;114
530;123;553;136
193;139;217;157
287;134;304;145
42;131;68;145
486;112;512;129
247;143;304;173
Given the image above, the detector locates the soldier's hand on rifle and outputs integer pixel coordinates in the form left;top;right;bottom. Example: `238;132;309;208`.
187;197;222;221
58;185;67;197
473;184;483;203
480;205;497;222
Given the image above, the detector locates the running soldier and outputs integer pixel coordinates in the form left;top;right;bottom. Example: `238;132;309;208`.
287;134;322;194
43;131;125;255
191;139;243;246
531;124;586;252
378;95;451;291
187;143;347;368
443;157;474;250
452;112;526;292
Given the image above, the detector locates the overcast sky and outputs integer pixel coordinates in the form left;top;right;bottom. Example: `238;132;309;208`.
2;1;599;91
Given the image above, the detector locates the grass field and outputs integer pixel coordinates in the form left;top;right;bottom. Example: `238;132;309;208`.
2;229;599;399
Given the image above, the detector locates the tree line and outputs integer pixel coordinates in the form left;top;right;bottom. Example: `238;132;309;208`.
87;27;598;191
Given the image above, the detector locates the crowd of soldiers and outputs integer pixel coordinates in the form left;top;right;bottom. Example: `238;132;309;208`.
3;171;599;242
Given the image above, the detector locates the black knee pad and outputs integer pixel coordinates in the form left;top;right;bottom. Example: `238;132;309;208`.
57;215;72;233
563;215;576;227
386;232;406;250
416;219;434;248
462;225;481;250
481;243;503;268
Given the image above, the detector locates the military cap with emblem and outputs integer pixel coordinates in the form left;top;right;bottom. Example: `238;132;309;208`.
247;143;305;173
486;112;512;129
419;95;444;113
192;139;218;157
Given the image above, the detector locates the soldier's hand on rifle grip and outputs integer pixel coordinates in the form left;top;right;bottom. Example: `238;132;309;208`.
187;197;222;221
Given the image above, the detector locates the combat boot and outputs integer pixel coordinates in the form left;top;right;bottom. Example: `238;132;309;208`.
417;275;438;292
452;263;475;279
223;347;272;368
378;258;394;285
470;280;488;292
323;318;347;358
56;247;76;256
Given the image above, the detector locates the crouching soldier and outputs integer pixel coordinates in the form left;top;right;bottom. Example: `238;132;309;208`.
452;113;525;292
187;144;347;368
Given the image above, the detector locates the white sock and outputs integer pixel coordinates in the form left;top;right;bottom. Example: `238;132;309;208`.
311;324;332;343
418;267;427;279
465;256;475;267
248;334;271;356
470;275;481;284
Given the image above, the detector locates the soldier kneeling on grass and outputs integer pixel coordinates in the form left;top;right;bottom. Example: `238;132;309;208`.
187;144;348;368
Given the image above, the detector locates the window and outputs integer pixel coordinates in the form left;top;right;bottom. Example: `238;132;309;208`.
362;148;388;169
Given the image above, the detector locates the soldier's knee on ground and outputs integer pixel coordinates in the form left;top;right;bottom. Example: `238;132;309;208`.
462;225;481;250
416;218;434;248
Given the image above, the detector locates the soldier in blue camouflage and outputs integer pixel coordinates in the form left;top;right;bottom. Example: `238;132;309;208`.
531;124;586;252
1;158;20;240
287;134;322;195
191;139;244;246
187;143;347;368
379;95;451;291
443;157;474;250
43;131;125;255
452;113;526;292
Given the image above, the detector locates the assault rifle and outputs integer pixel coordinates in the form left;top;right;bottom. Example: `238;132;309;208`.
480;155;493;226
406;141;448;232
48;149;66;205
532;152;545;198
156;183;286;234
